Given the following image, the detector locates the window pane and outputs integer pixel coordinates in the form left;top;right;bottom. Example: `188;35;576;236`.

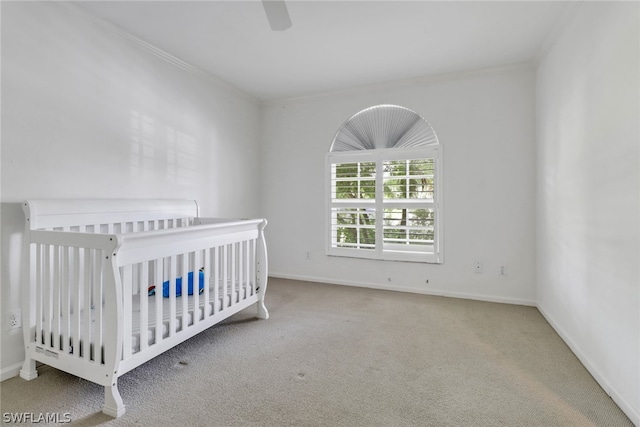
335;180;357;199
359;211;375;225
333;161;376;200
360;180;376;199
407;208;434;227
383;228;405;240
331;207;375;250
359;228;376;247
336;212;357;225
335;162;375;178
410;229;434;242
383;158;434;200
382;208;434;248
409;159;433;175
384;160;406;176
382;208;404;226
359;162;376;178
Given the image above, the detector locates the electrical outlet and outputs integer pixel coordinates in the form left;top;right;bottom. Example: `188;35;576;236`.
475;261;483;274
8;309;22;330
500;265;507;276
305;251;310;260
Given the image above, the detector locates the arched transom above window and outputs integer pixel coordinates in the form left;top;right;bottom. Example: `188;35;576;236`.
329;104;439;152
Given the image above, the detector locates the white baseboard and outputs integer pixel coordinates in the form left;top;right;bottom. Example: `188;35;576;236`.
268;272;537;306
1;361;22;382
537;305;640;426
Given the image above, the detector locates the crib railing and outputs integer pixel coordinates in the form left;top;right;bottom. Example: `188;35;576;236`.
21;211;268;417
116;220;264;366
22;217;194;365
124;240;257;352
22;229;121;388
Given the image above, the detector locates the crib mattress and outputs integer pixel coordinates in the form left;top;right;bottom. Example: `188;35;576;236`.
36;283;253;357
129;283;251;352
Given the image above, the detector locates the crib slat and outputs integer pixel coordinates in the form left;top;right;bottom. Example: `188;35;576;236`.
220;246;226;310
35;244;43;346
238;240;249;299
41;244;48;346
203;248;211;319
44;245;53;348
122;264;133;360
154;259;163;345
91;247;98;359
241;242;246;297
240;242;245;299
236;242;245;302
231;243;237;305
246;240;252;295
95;250;104;361
245;240;251;297
251;239;256;294
223;245;229;309
193;251;200;325
139;261;149;352
238;241;243;298
53;245;61;349
61;246;70;353
181;253;189;330
245;241;251;297
72;247;81;356
81;248;92;361
169;255;177;336
213;246;219;314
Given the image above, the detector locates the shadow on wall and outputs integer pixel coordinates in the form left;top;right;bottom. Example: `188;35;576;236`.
1;202;27;378
129;110;199;188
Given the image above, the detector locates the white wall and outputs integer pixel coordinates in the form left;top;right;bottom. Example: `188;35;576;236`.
0;2;261;378
536;2;639;424
4;3;635;422
261;65;537;305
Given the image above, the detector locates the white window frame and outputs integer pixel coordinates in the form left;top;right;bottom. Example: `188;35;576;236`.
326;146;443;263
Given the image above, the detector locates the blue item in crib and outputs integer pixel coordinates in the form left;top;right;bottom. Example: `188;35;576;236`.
162;270;205;298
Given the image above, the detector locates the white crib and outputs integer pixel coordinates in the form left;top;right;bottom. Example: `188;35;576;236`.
19;199;268;418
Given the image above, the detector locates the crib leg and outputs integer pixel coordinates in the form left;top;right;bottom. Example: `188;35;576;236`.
102;382;125;418
257;299;269;320
19;358;38;381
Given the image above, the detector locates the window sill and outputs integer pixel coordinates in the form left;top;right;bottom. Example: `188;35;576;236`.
327;247;441;264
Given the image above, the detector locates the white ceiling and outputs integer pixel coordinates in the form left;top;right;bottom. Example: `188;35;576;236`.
78;1;572;101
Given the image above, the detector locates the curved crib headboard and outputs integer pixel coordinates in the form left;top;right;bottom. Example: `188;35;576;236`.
23;199;200;230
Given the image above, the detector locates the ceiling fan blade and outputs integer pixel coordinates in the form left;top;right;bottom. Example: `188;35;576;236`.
262;0;292;31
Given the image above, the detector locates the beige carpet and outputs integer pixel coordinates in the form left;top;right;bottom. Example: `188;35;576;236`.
0;278;632;426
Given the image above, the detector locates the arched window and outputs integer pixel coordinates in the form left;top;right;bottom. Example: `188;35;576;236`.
326;105;443;263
